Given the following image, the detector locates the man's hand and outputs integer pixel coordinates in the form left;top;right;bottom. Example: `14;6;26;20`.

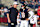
38;21;40;24
26;18;29;21
8;19;11;23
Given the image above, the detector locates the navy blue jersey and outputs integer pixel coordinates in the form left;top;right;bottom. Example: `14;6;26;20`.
24;9;28;18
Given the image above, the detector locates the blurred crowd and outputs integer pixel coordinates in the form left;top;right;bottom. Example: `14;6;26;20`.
0;6;8;23
20;0;40;9
0;0;40;27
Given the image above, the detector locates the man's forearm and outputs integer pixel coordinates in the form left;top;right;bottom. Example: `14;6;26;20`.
7;13;11;23
7;13;10;20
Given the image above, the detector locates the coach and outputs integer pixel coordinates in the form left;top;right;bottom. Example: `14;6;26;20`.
7;2;18;27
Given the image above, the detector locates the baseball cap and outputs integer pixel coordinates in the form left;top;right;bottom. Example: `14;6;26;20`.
13;2;19;5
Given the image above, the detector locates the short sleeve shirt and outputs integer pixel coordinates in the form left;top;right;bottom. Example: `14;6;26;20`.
29;15;39;24
7;7;18;22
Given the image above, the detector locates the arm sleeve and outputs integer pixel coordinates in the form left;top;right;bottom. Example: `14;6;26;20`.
37;16;39;18
28;15;33;20
7;8;11;14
